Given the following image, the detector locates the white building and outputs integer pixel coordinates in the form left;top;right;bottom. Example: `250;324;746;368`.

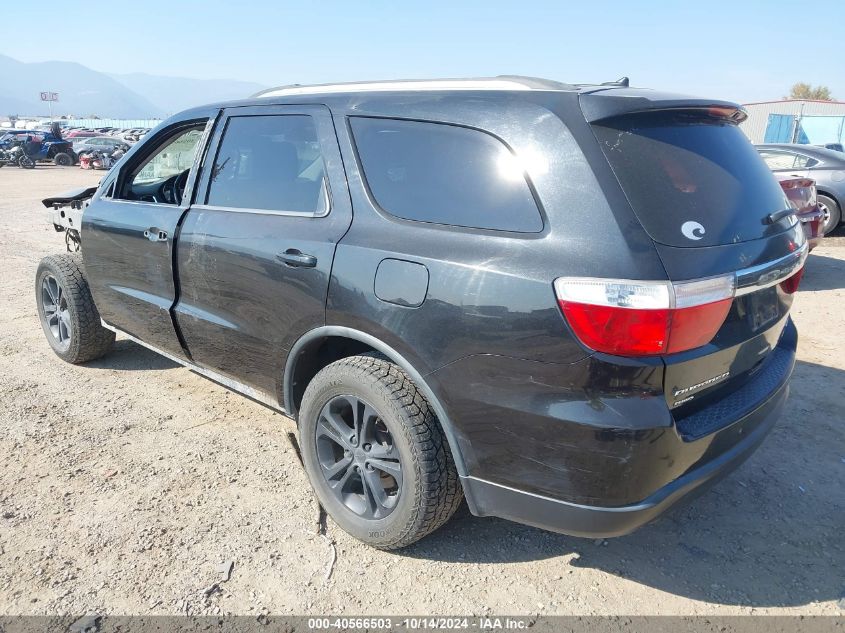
740;99;845;144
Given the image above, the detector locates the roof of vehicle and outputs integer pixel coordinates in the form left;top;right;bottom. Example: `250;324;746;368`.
165;76;744;128
252;76;583;97
756;143;845;163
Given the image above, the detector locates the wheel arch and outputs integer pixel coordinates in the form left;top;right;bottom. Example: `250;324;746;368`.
816;188;840;207
283;326;470;479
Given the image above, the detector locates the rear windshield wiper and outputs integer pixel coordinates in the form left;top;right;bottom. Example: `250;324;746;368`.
765;208;796;225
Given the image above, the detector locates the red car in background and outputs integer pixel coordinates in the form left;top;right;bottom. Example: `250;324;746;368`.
776;175;824;250
63;130;99;139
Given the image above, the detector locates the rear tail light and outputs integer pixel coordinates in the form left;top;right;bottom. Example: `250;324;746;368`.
554;275;735;356
779;267;804;294
779;177;817;214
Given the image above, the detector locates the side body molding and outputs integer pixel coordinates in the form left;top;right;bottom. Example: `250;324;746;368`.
283;326;470;480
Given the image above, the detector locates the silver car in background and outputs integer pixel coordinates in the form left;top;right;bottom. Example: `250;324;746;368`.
756;143;845;234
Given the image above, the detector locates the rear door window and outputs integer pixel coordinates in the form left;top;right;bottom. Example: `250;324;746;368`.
758;150;798;170
593;113;790;247
350;117;543;232
205;115;328;214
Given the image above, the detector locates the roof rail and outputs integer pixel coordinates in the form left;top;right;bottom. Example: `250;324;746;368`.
251;76;576;98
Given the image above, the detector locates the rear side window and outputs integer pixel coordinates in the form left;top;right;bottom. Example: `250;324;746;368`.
593;113;790;247
207;115;327;214
758;150;798;170
350;117;543;232
793;154;819;168
758;150;819;170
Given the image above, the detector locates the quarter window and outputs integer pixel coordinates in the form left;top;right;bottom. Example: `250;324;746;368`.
206;115;328;214
350;117;543;232
793;154;819;168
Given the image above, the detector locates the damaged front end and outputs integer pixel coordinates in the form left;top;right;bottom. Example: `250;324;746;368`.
42;186;97;251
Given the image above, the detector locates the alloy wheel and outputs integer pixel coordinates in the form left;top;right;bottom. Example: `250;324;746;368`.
819;200;834;234
315;395;402;519
41;274;71;351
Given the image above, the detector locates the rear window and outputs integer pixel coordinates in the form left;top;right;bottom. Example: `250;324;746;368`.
593;113;790;247
350;117;543;232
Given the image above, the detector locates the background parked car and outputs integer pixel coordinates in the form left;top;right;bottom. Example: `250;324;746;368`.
815;143;844;153
72;136;129;159
775;174;824;250
756;143;845;234
64;130;99;139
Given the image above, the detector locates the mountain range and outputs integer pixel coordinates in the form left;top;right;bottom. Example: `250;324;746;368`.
0;54;267;119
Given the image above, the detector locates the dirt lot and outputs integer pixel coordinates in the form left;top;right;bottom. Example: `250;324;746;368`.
0;166;843;617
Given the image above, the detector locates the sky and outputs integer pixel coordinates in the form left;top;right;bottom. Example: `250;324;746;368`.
2;0;843;104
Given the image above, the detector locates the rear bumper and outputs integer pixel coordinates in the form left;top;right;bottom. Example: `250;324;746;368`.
461;378;788;537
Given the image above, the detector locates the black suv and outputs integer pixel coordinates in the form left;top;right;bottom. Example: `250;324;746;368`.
38;77;806;549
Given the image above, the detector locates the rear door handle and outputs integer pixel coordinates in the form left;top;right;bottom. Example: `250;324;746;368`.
277;249;317;268
143;227;168;242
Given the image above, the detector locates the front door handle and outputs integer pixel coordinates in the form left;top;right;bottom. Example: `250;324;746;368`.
143;227;168;242
277;249;317;268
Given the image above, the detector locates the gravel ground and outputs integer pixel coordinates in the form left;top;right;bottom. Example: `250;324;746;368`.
0;166;843;616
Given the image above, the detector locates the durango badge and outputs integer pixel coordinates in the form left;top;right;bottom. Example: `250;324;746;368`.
681;220;706;240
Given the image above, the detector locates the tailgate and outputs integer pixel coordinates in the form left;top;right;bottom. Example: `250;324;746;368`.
583;94;807;421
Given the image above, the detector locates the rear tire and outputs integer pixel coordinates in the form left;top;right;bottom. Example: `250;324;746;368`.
299;354;463;549
818;194;841;235
35;254;115;364
53;152;73;167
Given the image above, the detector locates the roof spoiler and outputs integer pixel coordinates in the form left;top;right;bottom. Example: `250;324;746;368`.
580;89;747;124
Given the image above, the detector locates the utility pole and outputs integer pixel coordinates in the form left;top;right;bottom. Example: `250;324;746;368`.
791;101;806;143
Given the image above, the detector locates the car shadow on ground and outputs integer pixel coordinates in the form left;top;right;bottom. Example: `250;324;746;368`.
399;358;845;609
803;252;845;291
76;312;843;607
86;339;180;371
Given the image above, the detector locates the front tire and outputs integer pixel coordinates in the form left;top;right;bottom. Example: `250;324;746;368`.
36;254;115;363
18;155;35;169
299;354;463;549
53;152;73;167
818;194;841;235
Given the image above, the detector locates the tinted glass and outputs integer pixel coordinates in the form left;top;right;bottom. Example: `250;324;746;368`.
350;117;542;232
758;151;796;170
793;154;818;168
206;115;327;214
593;113;790;247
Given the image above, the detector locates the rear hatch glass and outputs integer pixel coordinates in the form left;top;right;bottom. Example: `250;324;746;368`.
592;112;792;248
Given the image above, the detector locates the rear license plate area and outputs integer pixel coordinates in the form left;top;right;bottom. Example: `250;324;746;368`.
748;287;779;331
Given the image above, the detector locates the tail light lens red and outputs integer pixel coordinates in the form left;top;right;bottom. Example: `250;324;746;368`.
778;177;817;214
779;267;804;294
554;275;735;356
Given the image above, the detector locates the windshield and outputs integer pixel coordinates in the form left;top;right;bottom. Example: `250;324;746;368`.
593;113;792;248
